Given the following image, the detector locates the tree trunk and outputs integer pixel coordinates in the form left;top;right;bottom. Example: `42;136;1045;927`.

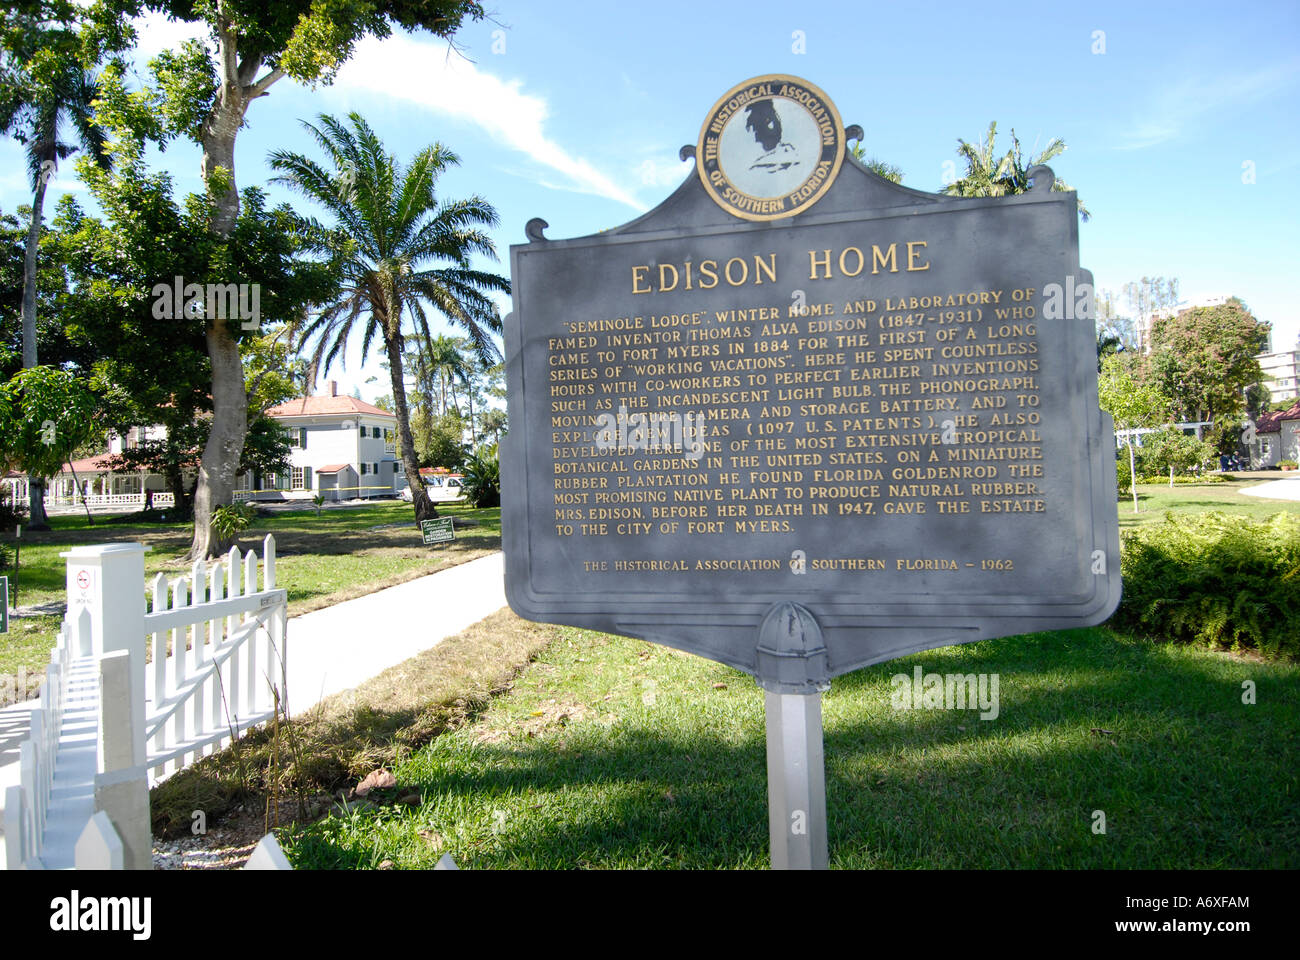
191;321;247;557
21;176;45;368
467;382;476;448
384;328;438;524
166;462;193;520
189;60;248;559
27;478;50;530
23;179;49;528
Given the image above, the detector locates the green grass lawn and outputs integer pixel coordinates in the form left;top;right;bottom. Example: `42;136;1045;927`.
1120;474;1300;529
0;501;499;701
279;624;1299;869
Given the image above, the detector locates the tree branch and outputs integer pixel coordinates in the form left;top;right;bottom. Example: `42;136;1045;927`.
246;68;284;100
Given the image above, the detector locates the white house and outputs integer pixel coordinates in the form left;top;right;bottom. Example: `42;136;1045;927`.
2;425;177;510
1249;401;1300;468
2;382;405;510
242;382;403;502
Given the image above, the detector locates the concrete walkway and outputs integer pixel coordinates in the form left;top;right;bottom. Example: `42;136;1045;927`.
0;551;506;865
1240;474;1300;501
283;552;504;716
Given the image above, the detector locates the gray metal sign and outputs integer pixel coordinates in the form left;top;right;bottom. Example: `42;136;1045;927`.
503;76;1120;689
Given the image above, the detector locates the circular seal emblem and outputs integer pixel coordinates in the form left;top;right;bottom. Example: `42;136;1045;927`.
697;74;845;221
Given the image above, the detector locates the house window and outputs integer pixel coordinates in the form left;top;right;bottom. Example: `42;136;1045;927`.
292;427;308;448
359;425;368;438
291;466;312;490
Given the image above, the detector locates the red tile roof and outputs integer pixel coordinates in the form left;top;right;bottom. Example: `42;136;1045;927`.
1255;401;1300;434
266;396;396;419
65;455;116;473
315;464;350;474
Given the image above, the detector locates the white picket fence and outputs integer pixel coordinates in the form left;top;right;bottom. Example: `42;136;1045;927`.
144;537;287;782
4;617;79;868
2;535;288;870
47;492;176;508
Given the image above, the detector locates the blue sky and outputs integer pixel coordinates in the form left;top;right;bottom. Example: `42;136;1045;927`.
2;0;1297;401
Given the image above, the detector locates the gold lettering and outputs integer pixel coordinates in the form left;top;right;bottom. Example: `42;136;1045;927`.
809;249;832;279
871;244;898;274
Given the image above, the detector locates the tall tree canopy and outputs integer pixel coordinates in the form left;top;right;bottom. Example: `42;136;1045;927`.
50;122;338;520
90;0;486;556
943;121;1089;220
1146;297;1269;450
269;111;509;523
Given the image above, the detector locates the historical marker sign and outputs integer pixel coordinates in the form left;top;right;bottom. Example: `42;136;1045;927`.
503;74;1121;685
421;517;455;545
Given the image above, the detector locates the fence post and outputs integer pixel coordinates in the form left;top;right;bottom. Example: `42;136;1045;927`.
94;650;151;870
60;543;150;766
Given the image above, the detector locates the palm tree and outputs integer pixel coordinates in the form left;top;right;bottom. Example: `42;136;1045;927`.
270;112;510;523
425;334;471;418
944;121;1089;220
1;51;110;528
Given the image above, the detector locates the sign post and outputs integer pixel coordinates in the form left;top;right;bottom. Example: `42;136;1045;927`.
502;74;1122;868
1;576;8;634
758;603;829;869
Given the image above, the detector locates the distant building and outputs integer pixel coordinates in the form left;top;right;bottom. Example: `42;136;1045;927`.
1256;349;1300;405
250;381;402;502
1;381;403;510
1249;401;1300;468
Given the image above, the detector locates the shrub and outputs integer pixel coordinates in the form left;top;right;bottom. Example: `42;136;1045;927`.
211;501;257;541
1135;473;1227;485
1115;453;1132;498
1113;511;1300;660
0;501;27;530
460;449;500;508
1133;426;1216;478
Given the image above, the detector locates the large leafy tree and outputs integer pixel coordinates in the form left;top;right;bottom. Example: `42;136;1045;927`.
1146;297;1270;452
91;0;485;557
1097;354;1170;513
1;5;116;523
0;365;98;526
944;121;1089;220
269;112;509;523
51;123;337;529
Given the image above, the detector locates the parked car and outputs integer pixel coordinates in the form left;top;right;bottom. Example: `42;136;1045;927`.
399;474;466;503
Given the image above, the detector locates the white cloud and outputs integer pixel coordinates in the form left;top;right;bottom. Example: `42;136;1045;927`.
130;10;210;62
331;33;646;211
1117;60;1300;150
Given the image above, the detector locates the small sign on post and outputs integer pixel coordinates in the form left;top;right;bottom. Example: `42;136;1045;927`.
421;517;455;545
